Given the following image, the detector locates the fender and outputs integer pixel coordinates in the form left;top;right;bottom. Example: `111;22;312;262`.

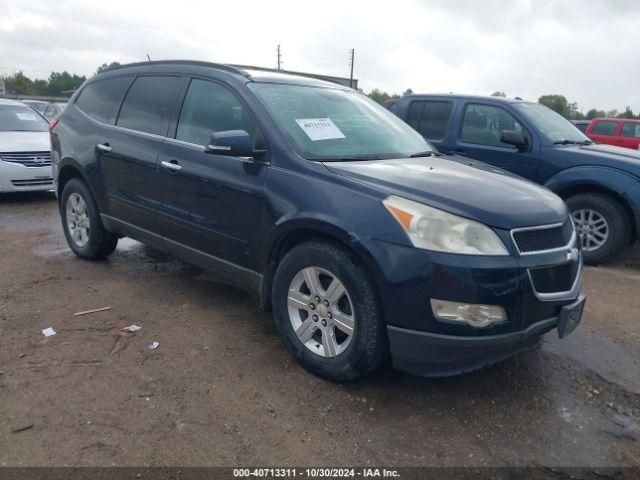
259;214;391;311
544;165;640;238
544;165;638;198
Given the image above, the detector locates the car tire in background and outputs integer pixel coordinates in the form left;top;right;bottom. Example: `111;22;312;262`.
60;178;118;260
272;240;388;382
567;193;630;265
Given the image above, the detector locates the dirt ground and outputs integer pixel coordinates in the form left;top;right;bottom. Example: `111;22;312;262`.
0;192;639;468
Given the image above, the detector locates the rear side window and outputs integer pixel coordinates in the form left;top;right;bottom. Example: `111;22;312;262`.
621;122;640;138
461;104;524;148
405;101;452;139
116;76;182;136
75;77;132;124
574;122;588;133
176;79;256;146
592;120;618;136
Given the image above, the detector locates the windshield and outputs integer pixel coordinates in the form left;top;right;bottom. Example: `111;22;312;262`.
249;83;434;160
0;105;49;132
514;102;590;144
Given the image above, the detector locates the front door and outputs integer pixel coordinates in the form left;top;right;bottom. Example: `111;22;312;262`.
156;78;268;272
450;102;540;182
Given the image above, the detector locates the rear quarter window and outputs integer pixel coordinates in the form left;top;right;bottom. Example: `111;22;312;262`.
592;120;618;136
75;76;133;124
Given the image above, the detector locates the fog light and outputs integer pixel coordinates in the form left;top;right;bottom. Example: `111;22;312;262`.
430;299;507;328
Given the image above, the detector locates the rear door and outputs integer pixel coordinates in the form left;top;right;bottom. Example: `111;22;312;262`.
404;99;454;151
619;122;640;150
450;102;540;181
99;75;183;236
589;119;620;146
156;77;268;271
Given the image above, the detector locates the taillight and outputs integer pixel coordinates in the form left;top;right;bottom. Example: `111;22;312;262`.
49;117;59;133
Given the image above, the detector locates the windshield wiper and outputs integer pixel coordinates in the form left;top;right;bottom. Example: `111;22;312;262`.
409;151;436;158
553;139;593;145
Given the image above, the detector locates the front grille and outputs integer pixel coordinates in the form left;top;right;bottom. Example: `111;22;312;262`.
11;178;53;187
512;221;574;253
529;261;579;294
1;151;52;167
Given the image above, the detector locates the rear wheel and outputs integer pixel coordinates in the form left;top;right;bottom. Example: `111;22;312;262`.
566;193;630;265
60;178;118;259
272;240;387;381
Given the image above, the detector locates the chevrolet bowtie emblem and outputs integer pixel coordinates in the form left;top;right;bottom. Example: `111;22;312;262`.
567;248;579;262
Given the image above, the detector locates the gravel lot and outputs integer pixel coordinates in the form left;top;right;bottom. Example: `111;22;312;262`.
0;192;639;468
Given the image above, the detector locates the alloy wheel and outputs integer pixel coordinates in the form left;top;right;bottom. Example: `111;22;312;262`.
287;266;355;357
572;208;609;252
66;193;90;247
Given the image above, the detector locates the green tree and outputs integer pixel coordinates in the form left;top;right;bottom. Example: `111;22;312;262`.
96;62;121;74
606;109;619;118
46;71;86;96
618;106;635;119
585;108;606;120
367;88;395;105
538;94;581;119
1;71;36;95
403;88;413;95
491;91;506;97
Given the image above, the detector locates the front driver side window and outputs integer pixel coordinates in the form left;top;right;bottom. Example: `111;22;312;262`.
176;79;256;146
461;104;524;148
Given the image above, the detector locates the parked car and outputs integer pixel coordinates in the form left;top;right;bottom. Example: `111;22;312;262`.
21;99;49;114
43;102;67;121
0;99;53;193
571;120;591;133
390;95;640;264
51;61;585;380
585;118;640;151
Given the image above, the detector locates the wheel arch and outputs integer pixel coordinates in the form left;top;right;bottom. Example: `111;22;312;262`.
553;182;637;244
259;221;386;312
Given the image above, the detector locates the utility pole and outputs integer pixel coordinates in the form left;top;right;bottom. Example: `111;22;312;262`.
349;48;355;89
277;44;282;71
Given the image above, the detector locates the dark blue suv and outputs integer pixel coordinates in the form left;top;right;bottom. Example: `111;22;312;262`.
391;95;640;264
50;61;585;380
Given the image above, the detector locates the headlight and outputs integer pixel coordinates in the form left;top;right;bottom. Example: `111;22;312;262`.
383;195;508;255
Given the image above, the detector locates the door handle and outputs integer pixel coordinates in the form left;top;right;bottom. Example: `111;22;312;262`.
96;143;112;153
161;160;182;172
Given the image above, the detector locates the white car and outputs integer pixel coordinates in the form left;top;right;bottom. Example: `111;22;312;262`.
0;99;53;193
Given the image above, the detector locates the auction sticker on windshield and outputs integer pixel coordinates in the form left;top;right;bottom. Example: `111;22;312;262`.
295;118;345;141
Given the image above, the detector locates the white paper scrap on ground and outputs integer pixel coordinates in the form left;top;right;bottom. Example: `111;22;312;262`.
295;118;345;141
148;341;159;350
121;324;141;333
42;327;56;337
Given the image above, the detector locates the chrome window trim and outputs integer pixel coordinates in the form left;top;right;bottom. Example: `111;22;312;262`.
527;256;583;301
510;221;576;256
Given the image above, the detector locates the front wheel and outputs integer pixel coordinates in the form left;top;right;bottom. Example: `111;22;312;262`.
566;193;630;265
272;241;387;382
60;178;118;259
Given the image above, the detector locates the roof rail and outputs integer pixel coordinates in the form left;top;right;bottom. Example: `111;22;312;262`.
101;60;250;77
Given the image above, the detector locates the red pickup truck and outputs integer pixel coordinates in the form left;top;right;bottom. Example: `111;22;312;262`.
586;118;640;150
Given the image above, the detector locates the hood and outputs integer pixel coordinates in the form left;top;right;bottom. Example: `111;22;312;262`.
324;156;567;229
0;131;50;153
549;143;640;177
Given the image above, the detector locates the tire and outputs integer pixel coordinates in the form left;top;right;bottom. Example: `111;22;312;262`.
60;178;118;260
272;240;388;382
566;193;630;265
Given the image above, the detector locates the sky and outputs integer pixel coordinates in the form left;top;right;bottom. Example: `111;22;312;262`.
0;0;638;114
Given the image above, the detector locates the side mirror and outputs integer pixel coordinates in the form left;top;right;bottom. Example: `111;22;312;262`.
500;130;528;150
205;130;265;158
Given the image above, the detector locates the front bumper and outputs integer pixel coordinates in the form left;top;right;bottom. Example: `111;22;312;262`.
388;293;585;377
0;160;53;192
362;231;584;376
